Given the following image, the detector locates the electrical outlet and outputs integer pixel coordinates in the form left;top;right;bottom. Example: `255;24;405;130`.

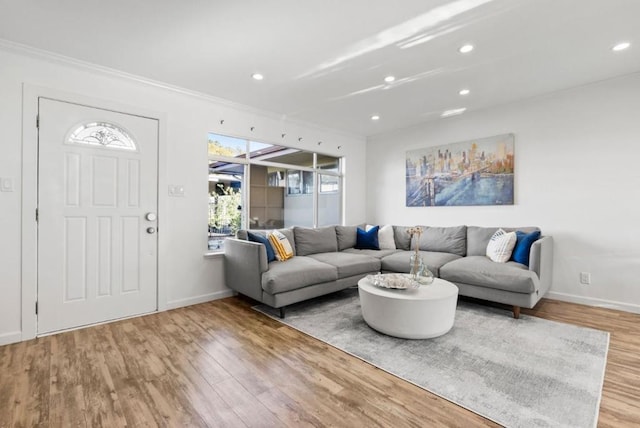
579;272;591;285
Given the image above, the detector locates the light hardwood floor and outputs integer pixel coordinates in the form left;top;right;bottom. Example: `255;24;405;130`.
1;296;638;427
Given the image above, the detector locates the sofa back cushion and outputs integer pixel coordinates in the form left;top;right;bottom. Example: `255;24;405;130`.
393;226;412;250
417;225;467;256
294;226;338;256
336;225;358;251
466;226;499;256
467;226;541;256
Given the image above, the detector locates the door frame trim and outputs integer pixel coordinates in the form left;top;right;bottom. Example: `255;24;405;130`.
21;84;168;340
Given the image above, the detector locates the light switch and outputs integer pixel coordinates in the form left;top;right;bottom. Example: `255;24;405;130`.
0;177;14;192
168;184;185;197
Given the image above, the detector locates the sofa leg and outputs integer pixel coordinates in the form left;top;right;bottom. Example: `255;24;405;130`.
279;307;285;319
512;306;520;319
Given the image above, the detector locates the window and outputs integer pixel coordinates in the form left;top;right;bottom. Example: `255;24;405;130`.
319;174;339;193
68;122;137;151
318;173;341;226
207;133;343;251
208;134;246;158
208;161;244;251
286;170;314;195
249;164;285;230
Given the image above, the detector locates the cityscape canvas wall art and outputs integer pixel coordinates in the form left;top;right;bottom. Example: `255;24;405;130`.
406;134;514;207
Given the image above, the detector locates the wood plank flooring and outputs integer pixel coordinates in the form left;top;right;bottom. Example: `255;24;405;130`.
1;296;639;427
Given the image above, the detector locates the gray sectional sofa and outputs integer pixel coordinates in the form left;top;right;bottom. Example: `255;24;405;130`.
224;225;553;319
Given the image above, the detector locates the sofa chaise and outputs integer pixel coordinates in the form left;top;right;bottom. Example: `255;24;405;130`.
224;225;553;319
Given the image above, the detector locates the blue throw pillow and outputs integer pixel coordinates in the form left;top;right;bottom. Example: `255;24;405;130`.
511;230;541;266
247;231;276;262
355;226;380;250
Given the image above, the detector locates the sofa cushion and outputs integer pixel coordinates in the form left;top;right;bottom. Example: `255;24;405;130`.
393;226;412;250
467;226;541;256
262;257;337;294
439;256;538;294
294;226;338;256
308;252;381;279
418;226;467;256
336;225;358;251
381;251;461;276
466;227;499;256
343;248;399;259
336;224;365;251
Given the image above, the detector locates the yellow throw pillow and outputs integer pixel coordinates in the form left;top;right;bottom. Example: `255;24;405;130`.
268;230;294;261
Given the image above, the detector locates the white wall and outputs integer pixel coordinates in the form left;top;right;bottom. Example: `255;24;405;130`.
367;72;640;313
0;44;367;345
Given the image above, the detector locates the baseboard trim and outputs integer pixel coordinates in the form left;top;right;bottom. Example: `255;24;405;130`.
165;289;236;311
0;331;22;346
546;291;640;315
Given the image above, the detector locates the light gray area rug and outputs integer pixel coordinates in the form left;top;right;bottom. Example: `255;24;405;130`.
255;288;609;428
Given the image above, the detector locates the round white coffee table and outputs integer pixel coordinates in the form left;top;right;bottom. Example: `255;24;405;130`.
358;276;458;339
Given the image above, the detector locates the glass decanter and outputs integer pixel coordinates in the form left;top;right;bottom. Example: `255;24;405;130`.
409;253;434;285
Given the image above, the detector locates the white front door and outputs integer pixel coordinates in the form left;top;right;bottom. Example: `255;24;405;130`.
37;97;159;335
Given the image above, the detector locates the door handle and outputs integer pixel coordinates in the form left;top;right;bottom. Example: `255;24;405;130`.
146;227;156;234
145;212;157;221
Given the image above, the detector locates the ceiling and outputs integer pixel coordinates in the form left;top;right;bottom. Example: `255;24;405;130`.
1;0;639;137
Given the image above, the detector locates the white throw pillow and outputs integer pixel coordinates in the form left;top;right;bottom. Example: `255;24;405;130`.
486;229;517;263
366;224;396;250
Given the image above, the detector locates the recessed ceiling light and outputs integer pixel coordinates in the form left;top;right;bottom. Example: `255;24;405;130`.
251;73;264;80
384;75;396;83
441;108;467;117
459;44;474;53
371;115;380;121
459;89;470;96
612;42;631;52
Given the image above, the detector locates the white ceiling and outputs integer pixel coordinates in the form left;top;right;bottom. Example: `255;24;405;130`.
1;0;639;136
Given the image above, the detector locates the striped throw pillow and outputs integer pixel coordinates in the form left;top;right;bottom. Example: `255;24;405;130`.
486;228;517;263
268;230;294;261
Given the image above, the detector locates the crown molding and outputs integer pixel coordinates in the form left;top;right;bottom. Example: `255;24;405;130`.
0;38;362;141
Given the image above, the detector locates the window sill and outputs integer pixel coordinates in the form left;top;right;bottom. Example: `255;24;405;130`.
203;251;225;259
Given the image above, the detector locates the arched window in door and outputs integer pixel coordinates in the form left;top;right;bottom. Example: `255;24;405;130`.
68;122;137;151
